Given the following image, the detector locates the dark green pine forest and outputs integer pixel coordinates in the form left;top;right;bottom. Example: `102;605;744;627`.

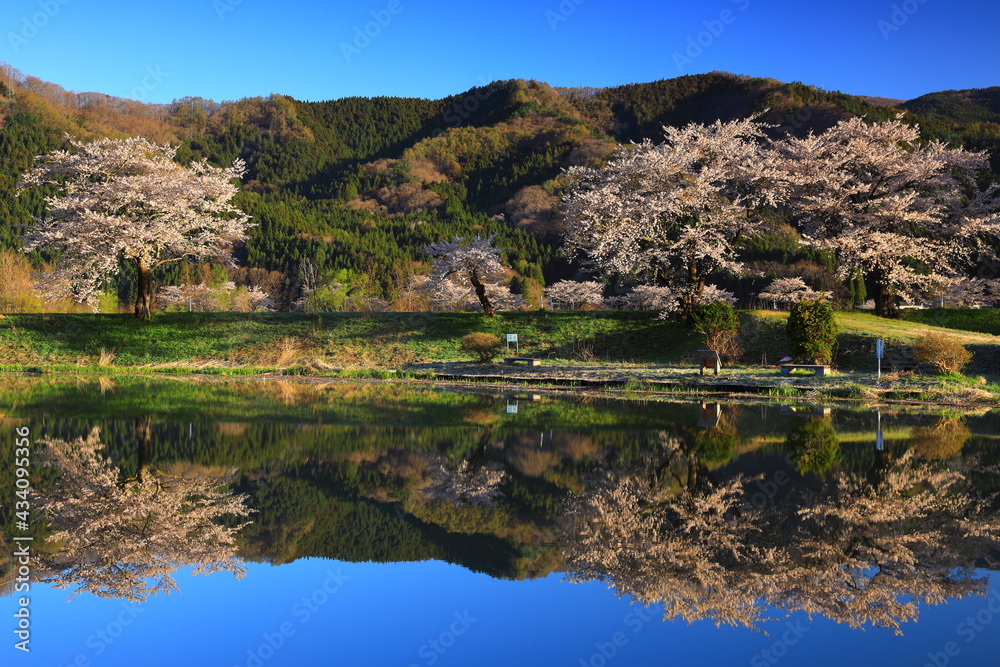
2;63;999;309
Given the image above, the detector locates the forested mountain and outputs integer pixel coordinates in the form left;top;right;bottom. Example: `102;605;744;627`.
1;62;998;310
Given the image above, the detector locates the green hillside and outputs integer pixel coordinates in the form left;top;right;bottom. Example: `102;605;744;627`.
2;64;999;312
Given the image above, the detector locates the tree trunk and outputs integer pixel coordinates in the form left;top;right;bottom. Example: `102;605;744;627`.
469;272;495;317
677;245;703;321
134;259;154;320
871;268;899;319
135;415;153;485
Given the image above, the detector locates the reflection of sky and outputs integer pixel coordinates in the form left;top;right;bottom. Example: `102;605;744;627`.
12;559;1000;667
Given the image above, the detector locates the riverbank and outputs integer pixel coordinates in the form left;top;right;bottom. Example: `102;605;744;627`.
5;361;997;409
2;309;999;406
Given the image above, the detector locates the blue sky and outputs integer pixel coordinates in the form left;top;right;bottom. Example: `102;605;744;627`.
2;0;998;105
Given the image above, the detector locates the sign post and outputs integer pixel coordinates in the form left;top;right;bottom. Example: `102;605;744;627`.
875;409;884;451
875;339;884;380
506;333;519;354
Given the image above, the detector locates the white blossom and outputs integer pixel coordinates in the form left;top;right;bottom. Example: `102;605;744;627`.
758;277;831;308
566;443;1000;634
421;236;514;315
774;115;995;318
31;427;251;602
17;136;251;318
562;116;780;314
698;284;737;306
424;460;506;507
155;282;274;312
609;285;680;312
923;277;1000;308
546;280;605;310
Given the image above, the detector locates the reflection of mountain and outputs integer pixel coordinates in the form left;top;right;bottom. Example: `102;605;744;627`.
236;467;525;578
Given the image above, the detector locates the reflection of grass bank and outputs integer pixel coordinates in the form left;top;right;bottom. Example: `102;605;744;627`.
3;363;998;408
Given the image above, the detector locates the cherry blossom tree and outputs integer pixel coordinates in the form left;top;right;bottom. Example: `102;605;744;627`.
545;280;605;310
925;277;1000;308
758;277;831;309
412;275;524;313
155;282;274;312
17;136;251;320
774;115;995;318
424;459;507;507
561;117;781;315
422;235;509;316
607;285;679;313
607;284;733;315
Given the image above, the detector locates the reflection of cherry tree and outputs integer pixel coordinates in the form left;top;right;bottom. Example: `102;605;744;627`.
422;402;508;507
424;459;506;507
566;437;1000;633
33;427;251;602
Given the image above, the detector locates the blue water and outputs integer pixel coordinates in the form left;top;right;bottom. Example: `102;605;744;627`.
14;558;1000;667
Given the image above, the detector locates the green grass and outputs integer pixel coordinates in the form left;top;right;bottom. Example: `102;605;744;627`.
3;309;999;380
748;310;1000;345
0;311;700;369
900;308;1000;337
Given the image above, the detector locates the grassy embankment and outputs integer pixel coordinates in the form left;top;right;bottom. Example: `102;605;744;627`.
0;310;697;373
1;309;999;403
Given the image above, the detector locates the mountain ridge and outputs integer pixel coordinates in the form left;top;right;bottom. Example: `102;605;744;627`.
1;62;997;310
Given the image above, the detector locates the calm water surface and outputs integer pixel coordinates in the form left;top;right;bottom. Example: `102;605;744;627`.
2;376;999;667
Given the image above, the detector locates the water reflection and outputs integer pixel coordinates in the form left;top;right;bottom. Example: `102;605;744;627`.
784;413;841;475
5;378;998;637
31;419;251;602
565;406;1000;634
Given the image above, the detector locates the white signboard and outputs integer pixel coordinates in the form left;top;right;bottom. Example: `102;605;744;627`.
875;339;884;359
507;334;518;343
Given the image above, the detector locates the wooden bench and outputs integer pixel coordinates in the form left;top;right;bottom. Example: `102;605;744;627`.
697;350;721;376
505;357;541;367
780;364;831;377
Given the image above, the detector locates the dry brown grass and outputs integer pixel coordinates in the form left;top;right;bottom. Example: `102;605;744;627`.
570;338;598;362
97;347;116;366
265;336;315;367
